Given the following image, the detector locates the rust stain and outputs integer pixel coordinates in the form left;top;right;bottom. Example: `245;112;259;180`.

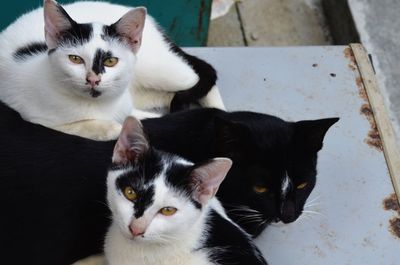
383;193;400;239
360;103;383;151
357;71;383;151
344;47;357;72
383;193;400;214
356;77;367;100
389;218;400;239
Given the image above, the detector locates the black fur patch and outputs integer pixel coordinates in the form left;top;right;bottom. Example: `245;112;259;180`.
102;24;119;41
13;42;48;60
92;49;112;75
54;3;93;47
162;34;218;112
201;210;268;265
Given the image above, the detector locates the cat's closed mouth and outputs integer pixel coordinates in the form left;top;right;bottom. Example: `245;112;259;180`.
89;88;102;98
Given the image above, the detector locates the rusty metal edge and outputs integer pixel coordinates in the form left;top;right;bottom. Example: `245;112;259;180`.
350;43;400;204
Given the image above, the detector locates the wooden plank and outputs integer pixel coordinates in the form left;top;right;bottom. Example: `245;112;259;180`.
351;43;400;202
237;0;331;46
207;4;245;46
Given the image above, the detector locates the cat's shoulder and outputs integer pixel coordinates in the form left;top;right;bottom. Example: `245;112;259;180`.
204;201;268;265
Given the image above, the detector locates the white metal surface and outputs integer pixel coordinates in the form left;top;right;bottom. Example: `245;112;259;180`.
186;47;399;265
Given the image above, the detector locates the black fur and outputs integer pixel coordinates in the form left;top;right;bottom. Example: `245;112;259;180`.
163;35;218;112
142;108;339;236
0;102;113;265
92;49;112;75
203;210;267;265
0;102;337;263
13;42;48;60
53;3;93;47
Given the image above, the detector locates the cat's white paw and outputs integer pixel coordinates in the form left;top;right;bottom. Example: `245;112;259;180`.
54;120;122;141
199;85;226;110
131;109;162;120
71;255;106;265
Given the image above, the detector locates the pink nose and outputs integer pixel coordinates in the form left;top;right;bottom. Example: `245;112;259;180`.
129;224;145;237
86;75;101;87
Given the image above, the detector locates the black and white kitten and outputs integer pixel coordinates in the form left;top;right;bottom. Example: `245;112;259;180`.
0;0;223;140
105;117;268;265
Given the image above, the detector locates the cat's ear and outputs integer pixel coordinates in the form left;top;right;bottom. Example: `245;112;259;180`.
214;117;246;159
112;116;149;164
44;0;75;49
295;117;339;151
190;158;232;205
113;7;147;53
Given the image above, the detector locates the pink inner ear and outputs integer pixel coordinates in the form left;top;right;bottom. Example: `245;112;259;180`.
191;158;232;205
112;117;149;164
115;7;146;53
44;0;73;49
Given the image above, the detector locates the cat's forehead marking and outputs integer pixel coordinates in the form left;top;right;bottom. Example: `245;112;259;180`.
281;172;291;197
92;48;112;75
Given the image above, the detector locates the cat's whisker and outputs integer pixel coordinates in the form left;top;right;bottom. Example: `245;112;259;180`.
302;210;327;219
306;195;322;204
303;202;322;208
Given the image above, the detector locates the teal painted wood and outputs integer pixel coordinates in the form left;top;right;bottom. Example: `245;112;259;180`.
0;0;211;46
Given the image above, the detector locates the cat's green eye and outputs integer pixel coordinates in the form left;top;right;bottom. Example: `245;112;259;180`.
253;185;268;194
103;57;119;67
160;207;177;216
297;182;308;189
123;186;137;201
68;55;84;64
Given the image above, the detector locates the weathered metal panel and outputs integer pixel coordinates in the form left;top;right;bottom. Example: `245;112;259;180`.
0;0;211;46
186;47;399;264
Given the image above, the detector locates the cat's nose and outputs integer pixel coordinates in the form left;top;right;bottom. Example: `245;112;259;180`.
129;224;145;237
86;75;101;87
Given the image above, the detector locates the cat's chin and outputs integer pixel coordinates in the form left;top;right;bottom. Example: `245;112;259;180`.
89;88;102;98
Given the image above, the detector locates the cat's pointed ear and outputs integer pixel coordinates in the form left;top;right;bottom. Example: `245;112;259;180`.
190;158;232;205
295;117;339;151
214;117;246;158
113;7;146;53
44;0;75;49
112;116;149;164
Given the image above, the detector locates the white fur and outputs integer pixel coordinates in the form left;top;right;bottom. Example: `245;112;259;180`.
0;1;224;139
104;163;228;265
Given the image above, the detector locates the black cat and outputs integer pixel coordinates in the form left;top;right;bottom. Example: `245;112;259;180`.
142;108;339;236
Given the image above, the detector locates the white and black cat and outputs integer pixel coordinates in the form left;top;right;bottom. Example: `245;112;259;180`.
104;116;268;265
0;0;224;139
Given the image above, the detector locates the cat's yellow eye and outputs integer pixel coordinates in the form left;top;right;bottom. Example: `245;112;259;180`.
160;207;177;216
103;57;119;67
68;55;84;64
253;185;268;194
123;186;137;201
297;182;308;189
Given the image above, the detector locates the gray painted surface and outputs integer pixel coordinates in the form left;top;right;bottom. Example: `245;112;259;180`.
187;47;399;264
349;0;400;146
